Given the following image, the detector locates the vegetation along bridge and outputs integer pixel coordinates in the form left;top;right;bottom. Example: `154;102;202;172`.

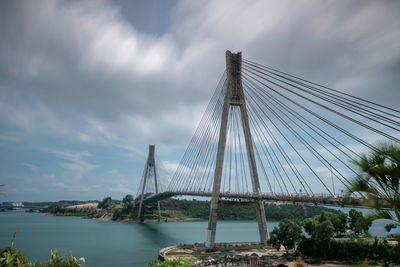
134;51;400;249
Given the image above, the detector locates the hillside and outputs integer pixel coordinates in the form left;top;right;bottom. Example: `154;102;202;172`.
45;198;339;222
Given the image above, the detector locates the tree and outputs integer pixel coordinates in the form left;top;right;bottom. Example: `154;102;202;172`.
303;217;315;236
302;215;335;257
268;219;302;251
385;223;397;233
331;212;348;236
349;143;400;224
348;209;372;236
305;211;347;237
122;202;134;214
303;215;335;241
313;220;335;245
112;208;123;221
317;211;347;237
268;230;282;251
313;220;335;258
98;196;112;209
123;194;134;204
348;209;361;230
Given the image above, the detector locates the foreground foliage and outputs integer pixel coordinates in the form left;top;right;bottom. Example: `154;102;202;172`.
0;244;85;267
269;209;376;251
0;245;29;267
349;143;400;226
298;237;400;265
267;209;399;264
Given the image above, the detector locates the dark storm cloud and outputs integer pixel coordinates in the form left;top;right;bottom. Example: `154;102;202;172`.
0;0;204;148
1;0;398;150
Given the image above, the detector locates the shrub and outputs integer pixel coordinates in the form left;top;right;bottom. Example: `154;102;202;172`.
37;249;85;267
299;237;400;265
0;245;30;267
0;244;85;267
112;208;123;221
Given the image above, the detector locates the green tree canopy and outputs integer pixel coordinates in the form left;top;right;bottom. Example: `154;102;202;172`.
304;211;347;237
313;220;335;244
122;194;134;204
268;219;302;251
303;212;335;256
98;196;112;209
349;143;400;224
319;211;347;237
348;209;372;236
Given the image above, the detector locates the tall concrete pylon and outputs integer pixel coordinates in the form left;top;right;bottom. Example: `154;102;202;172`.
137;144;162;222
206;51;268;248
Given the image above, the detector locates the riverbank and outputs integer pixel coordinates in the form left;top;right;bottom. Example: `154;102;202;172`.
47;208;203;222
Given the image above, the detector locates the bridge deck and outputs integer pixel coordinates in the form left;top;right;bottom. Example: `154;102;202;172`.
141;190;361;206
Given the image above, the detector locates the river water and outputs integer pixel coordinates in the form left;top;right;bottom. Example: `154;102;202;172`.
0;210;398;266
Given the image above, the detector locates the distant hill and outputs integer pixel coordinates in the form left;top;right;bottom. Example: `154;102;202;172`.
43;198;339;222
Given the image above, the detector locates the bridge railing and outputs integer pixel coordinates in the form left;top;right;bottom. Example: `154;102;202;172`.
141;190;362;206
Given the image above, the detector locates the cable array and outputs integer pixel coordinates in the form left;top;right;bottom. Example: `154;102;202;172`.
167;73;226;192
163;59;400;197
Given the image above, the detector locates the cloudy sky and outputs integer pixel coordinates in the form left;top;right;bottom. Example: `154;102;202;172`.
0;0;399;201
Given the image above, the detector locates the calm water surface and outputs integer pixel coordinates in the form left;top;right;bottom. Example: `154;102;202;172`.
0;211;276;266
0;210;398;266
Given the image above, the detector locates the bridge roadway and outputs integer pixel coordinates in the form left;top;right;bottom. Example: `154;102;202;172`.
140;190;362;207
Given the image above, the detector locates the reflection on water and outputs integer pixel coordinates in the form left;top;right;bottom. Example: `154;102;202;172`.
136;222;179;246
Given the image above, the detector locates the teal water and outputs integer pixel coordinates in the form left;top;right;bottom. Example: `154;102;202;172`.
0;211;276;266
0;211;398;266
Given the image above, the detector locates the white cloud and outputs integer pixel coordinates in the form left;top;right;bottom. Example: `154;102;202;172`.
0;134;21;143
108;169;118;175
44;148;98;178
54;182;66;188
23;163;39;172
160;161;179;175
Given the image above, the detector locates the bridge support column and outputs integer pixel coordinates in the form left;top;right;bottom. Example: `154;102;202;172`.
206;51;268;249
153;155;161;222
137;144;162;222
137;165;149;221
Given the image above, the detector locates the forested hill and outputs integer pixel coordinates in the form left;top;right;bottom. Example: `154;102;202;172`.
161;199;338;221
45;197;339;222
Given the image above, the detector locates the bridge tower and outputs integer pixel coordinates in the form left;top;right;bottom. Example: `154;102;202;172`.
206;51;268;248
137;144;161;222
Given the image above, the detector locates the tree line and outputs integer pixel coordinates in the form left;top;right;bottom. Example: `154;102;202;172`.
98;195;341;222
268;209;400;265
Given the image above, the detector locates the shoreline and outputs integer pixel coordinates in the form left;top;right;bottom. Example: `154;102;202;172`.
47;211;204;223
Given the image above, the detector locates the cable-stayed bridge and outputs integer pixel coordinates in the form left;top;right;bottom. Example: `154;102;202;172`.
135;51;400;248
